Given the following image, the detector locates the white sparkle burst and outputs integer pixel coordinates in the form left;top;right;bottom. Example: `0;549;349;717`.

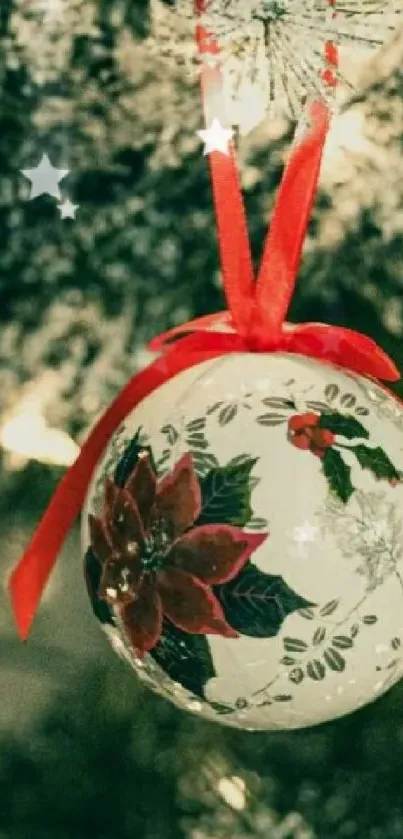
173;0;401;125
293;520;319;545
290;520;319;557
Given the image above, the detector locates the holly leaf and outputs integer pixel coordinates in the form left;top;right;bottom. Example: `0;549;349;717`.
313;627;326;645
322;448;354;503
320;599;340;616
190;451;220;477
196;458;257;527
256;413;287;426
83;548;114;626
114;428;157;487
351;444;401;483
161;424;179;446
186;417;206;432
332;635;353;649
306;400;334;412
318;413;369;439
298;607;316;620
289;668;304;684
206;401;224;415
307;660;326;681
281;656;297;665
323;648;346;672
214;563;315;638
262;397;295;409
149;619;216;700
186;433;208;450
362;614;378;625
325;384;339;402
219;404;238;425
340;393;356;409
283;637;308;652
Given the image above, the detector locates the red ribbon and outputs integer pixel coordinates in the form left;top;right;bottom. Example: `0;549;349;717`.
148;312;399;385
8;5;400;641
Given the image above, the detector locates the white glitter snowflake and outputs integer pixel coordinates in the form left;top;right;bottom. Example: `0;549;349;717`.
318;489;403;592
170;0;401;127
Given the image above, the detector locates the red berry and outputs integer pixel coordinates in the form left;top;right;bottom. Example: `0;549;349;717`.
311;428;335;449
290;432;311;451
311;445;326;459
288;412;319;432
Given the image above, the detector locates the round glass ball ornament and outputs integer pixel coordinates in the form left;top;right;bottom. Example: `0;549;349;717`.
82;352;403;731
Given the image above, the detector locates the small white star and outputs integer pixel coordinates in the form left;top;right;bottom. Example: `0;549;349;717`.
292;521;319;546
197;118;234;156
58;198;79;219
200;53;220;70
21;154;69;200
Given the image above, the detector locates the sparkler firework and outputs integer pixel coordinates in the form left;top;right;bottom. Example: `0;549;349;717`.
169;0;400;128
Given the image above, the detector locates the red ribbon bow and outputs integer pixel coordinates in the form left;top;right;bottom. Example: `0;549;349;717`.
8;5;399;641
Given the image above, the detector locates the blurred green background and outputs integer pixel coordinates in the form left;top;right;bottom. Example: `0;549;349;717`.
1;2;403;837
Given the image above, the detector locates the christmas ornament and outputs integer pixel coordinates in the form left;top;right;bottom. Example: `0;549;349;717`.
81;349;403;730
7;0;403;732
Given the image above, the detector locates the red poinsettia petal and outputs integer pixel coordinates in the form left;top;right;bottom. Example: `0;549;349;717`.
88;514;113;565
157;568;238;637
125;454;157;529
167;525;267;585
156;453;202;537
106;487;145;553
99;557;144;605
119;576;163;657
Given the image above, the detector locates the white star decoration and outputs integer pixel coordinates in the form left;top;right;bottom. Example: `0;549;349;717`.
292;521;319;548
58;198;79;219
197;118;234;155
200;52;220;70
21;154;69;200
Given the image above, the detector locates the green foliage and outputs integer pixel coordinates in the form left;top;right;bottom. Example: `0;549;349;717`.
1;661;403;837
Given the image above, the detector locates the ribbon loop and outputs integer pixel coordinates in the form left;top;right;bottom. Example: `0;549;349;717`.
195;13;255;338
251;99;331;343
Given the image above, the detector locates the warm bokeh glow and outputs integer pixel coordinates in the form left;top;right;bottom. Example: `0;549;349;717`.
217;776;247;811
0;373;79;468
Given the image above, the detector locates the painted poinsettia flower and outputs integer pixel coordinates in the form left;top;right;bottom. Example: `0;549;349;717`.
88;452;267;657
288;412;335;459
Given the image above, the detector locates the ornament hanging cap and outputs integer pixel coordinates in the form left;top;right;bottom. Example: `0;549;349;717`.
7;0;400;641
